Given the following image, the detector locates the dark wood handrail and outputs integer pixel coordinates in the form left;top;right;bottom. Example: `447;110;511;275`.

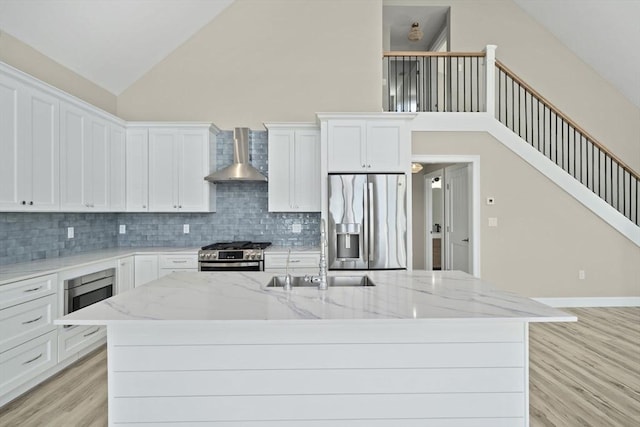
383;51;485;58
496;60;639;179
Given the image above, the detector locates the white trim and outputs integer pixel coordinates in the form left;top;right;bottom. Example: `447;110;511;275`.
484;45;497;114
411;154;481;277
533;297;640;308
409;112;640;247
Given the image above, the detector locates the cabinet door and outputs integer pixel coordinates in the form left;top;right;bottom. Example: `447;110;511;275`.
134;255;159;287
293;129;320;211
178;130;209;212
0;73;21;209
109;124;126;211
267;130;294;212
327;121;366;172
125;129;149;212
148;129;178;211
26;87;59;210
117;256;135;294
60;102;88;210
365;121;404;172
87;117;109;210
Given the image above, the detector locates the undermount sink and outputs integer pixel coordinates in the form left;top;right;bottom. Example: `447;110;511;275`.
266;275;375;288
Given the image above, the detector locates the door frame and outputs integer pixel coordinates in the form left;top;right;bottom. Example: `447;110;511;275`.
410;155;480;277
423;170;444;270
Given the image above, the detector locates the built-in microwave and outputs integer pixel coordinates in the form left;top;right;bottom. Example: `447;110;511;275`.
64;268;115;316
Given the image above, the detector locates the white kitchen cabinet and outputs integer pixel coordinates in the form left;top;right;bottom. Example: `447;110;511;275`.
125;128;149;212
266;124;320;212
326;119;405;173
0;72;59;211
0;274;58;399
158;254;198;278
264;250;321;274
116;256;135;294
134;255;159;287
60;101;124;211
109;123;127;211
141;124;216;212
57;324;105;362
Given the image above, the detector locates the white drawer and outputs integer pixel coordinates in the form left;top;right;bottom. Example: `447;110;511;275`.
264;252;320;270
0;330;57;395
0;294;57;354
158;255;198;269
0;274;56;310
58;324;106;362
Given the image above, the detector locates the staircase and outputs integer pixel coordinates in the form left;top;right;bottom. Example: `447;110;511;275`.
383;46;639;246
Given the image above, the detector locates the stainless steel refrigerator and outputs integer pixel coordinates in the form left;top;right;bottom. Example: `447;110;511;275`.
328;174;407;270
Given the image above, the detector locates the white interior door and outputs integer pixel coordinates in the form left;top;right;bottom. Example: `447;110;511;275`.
445;164;471;273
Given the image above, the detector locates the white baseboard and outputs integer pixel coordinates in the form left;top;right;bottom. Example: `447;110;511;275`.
533;297;640;307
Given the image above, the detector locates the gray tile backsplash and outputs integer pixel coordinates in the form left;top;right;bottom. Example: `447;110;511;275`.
0;130;320;266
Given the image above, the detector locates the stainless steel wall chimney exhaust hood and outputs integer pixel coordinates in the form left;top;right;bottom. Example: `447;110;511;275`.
204;127;267;182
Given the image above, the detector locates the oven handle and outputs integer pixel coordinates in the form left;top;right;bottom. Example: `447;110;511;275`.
200;261;261;268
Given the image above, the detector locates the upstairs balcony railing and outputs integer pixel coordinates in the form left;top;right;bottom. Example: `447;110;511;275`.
383;51;486;113
383;47;638;226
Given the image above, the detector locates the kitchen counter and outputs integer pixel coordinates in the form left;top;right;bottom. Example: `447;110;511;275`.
58;270;573;325
57;271;574;426
0;247;199;285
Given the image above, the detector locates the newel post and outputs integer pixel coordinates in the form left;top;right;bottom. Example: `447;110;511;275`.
484;45;497;115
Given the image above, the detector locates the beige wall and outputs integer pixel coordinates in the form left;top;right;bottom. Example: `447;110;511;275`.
412;131;640;298
387;0;640;172
0;31;117;114
117;0;383;129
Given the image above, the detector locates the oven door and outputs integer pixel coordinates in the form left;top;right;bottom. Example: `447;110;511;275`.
199;261;263;272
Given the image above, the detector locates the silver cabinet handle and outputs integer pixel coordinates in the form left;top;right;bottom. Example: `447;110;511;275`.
23;353;43;365
22;315;43;325
83;327;100;338
462;238;469;242
171;260;187;264
24;286;43;293
368;182;375;261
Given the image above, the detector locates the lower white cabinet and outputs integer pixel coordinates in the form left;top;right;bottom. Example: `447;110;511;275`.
0;330;57;397
264;251;321;274
158;254;198;278
135;255;159;287
57;324;105;362
117;256;135;294
0;294;57;354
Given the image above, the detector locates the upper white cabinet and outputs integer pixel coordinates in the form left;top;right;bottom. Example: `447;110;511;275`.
109;124;127;211
266;124;320;212
0;72;59;211
325;118;408;173
126;123;217;213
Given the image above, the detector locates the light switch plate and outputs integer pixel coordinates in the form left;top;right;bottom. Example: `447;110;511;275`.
292;223;302;233
67;227;74;239
487;197;495;205
488;217;498;227
119;224;126;234
183;224;190;234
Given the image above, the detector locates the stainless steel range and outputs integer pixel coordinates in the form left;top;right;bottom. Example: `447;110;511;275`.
198;241;271;271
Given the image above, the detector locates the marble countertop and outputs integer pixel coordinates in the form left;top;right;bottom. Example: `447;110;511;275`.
58;270;576;325
0;247;199;285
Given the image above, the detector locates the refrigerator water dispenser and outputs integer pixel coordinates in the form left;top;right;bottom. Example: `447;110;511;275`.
335;223;360;259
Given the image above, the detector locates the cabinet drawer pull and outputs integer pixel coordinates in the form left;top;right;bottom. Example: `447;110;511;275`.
23;353;43;365
24;286;43;293
290;260;301;263
83;327;100;338
22;315;43;325
171;260;187;264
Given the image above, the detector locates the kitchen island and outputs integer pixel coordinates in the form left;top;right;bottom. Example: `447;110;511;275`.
58;270;575;426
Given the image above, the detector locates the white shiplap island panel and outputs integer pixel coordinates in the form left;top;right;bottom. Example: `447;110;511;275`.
58;270;575;426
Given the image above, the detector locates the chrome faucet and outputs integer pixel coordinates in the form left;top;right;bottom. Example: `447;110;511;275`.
305;218;328;290
284;248;292;291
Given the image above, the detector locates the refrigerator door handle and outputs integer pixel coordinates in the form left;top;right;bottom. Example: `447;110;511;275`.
363;182;369;263
368;181;375;262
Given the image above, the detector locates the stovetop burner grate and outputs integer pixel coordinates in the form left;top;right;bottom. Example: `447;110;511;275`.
200;241;272;251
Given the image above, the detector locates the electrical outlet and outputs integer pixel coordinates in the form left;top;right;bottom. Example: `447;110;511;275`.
292;223;302;233
67;227;74;239
488;217;498;227
578;270;586;280
487;197;495;205
119;224;126;234
183;224;190;234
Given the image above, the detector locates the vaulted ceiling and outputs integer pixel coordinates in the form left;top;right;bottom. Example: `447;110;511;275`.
0;0;637;107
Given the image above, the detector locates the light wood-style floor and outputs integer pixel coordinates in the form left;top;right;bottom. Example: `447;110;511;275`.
0;307;638;426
